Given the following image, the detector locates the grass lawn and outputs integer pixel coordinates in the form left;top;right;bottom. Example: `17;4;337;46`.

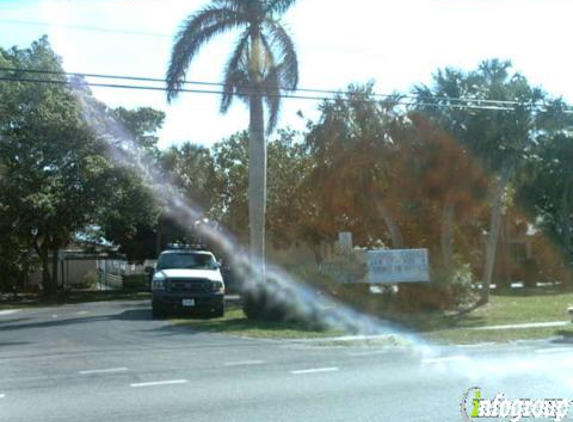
401;289;573;344
175;289;573;344
173;308;345;339
424;326;572;344
0;290;151;309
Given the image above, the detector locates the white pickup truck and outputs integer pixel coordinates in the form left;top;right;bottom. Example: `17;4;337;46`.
149;247;225;318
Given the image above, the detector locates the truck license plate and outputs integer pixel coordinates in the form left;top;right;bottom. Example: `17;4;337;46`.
182;299;195;307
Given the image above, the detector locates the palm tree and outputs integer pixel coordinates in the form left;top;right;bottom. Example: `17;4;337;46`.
166;0;299;280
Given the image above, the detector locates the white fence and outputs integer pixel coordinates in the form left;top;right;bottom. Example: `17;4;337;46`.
96;259;156;290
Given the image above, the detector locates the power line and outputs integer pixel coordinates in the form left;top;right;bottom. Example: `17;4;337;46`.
1;66;402;101
0;75;340;102
0;19;172;38
0;20;567;110
0;67;552;110
0;75;559;113
0;18;546;107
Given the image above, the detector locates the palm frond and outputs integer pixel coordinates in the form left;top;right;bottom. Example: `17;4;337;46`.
259;32;277;80
258;33;283;134
263;65;281;134
263;19;298;90
264;0;298;15
221;69;250;112
221;30;251;112
166;5;246;102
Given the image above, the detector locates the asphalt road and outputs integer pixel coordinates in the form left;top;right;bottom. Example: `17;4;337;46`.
1;300;573;422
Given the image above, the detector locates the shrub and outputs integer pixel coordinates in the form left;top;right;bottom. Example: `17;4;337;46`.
396;261;476;311
122;274;149;292
288;266;338;295
434;261;475;304
522;258;539;288
242;283;309;323
73;270;98;290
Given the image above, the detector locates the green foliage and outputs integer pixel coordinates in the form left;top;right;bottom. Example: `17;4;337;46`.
517;131;573;267
211;132;249;237
432;260;476;306
304;83;409;248
210;129;314;248
111;107;165;153
0;37;164;291
415;59;545;174
122;274;149;292
0;37;106;293
96;166;160;262
266;129;315;249
161;142;218;214
70;68;165;263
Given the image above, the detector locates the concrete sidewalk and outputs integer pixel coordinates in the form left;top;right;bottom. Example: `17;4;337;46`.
471;320;570;331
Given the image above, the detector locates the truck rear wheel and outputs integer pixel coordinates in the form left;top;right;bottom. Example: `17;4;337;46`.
152;302;165;319
212;304;225;318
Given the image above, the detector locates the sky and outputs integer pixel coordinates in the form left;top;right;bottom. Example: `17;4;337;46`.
0;0;571;149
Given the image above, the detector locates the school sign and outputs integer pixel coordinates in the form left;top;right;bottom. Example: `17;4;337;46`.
321;248;430;285
365;249;429;284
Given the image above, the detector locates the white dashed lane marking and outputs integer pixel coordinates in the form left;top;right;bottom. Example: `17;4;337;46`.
291;367;339;375
224;360;264;367
348;350;389;357
421;355;467;364
535;347;572;355
130;380;188;388
79;367;129;375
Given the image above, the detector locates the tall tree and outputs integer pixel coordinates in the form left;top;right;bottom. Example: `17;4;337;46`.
161;142;217;213
517;100;573;274
0;37;109;293
305;83;407;249
210;130;314;252
414;60;546;303
165;0;299;280
111;106;165;154
0;37;167;288
402;113;488;270
72;84;166;263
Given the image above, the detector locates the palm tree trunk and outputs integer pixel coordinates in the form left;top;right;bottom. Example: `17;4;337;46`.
441;201;455;270
247;30;267;281
481;167;512;304
248;93;267;280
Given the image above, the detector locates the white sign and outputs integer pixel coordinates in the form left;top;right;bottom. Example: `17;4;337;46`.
366;249;429;284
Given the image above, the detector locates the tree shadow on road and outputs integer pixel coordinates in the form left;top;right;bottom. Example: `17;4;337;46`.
0;317;33;325
0;341;31;347
0;315;113;332
0;303;153;332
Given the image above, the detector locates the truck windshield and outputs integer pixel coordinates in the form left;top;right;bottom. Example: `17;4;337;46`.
157;253;216;270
